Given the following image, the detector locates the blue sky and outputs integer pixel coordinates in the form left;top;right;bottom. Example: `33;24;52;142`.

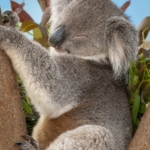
0;0;150;29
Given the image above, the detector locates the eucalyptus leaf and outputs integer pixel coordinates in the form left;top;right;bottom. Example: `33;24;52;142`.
138;16;150;45
139;103;146;114
33;27;43;39
141;84;150;104
22;100;32;114
132;93;140;124
132;75;139;85
20;20;38;32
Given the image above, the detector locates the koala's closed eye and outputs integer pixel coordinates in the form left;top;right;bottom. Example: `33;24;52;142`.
73;34;87;39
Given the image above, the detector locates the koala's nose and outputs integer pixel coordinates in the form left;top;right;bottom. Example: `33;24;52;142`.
49;27;66;47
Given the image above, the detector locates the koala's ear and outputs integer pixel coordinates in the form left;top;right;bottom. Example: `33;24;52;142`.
105;16;138;78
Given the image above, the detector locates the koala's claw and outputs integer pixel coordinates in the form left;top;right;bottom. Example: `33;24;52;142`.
22;134;34;142
15;135;38;150
22;135;39;149
2;10;19;27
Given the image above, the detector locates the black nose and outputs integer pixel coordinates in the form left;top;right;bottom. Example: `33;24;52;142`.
49;27;66;47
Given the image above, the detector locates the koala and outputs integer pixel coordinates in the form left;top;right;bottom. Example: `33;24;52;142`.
0;0;138;149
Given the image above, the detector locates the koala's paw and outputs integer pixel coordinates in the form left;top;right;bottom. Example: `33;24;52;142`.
15;135;39;150
2;10;19;27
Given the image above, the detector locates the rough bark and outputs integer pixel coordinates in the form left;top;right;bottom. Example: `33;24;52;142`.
0;10;27;150
127;104;150;150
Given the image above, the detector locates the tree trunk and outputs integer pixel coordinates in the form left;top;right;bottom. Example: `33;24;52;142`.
127;104;150;150
0;10;27;150
38;0;50;11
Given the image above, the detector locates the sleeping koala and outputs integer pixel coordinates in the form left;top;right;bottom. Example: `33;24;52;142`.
0;0;138;149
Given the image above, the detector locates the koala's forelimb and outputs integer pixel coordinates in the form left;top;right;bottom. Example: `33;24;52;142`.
0;25;93;119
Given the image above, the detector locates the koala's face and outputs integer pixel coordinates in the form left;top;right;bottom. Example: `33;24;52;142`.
50;0;107;57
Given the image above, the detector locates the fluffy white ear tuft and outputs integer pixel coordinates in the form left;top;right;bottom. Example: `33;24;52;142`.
105;16;138;78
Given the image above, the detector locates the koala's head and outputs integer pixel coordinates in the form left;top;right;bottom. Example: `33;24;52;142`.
49;0;138;77
2;11;19;27
50;0;110;57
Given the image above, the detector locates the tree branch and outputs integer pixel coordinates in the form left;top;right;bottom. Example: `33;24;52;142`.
127;104;150;150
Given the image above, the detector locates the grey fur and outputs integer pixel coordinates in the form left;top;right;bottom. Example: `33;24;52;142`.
2;10;19;27
51;0;138;77
0;0;138;149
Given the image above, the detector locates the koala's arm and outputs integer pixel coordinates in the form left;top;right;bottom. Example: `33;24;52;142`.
46;125;115;150
15;125;115;150
0;24;93;119
0;26;61;115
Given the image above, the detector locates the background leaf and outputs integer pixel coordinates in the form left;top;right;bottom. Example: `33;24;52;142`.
22;100;32;114
132;92;140;124
120;0;130;12
11;0;34;22
138;17;150;45
20;20;38;32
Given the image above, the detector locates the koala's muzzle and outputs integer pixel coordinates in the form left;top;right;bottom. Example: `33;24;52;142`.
49;27;66;47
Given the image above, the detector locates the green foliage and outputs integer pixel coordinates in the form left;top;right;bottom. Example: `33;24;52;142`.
17;76;32;115
17;76;38;135
26;117;38;135
127;15;150;130
128;52;150;129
